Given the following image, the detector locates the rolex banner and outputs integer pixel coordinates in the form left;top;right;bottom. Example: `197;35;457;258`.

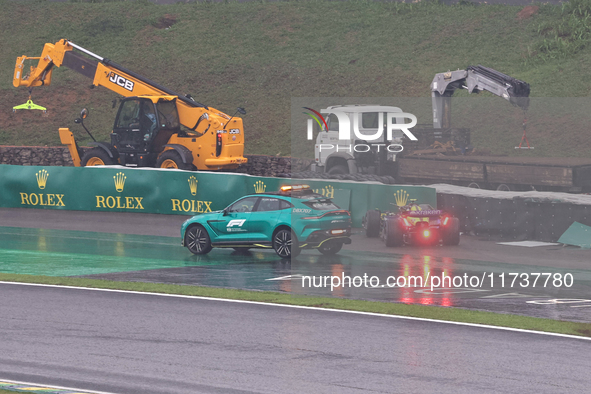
0;165;436;226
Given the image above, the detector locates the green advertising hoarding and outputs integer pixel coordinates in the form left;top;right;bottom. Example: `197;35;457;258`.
0;165;436;226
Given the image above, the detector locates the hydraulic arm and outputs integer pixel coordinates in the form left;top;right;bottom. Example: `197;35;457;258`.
431;65;530;128
14;40;210;119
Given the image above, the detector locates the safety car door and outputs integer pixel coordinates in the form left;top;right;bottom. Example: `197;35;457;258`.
208;196;259;243
249;197;288;243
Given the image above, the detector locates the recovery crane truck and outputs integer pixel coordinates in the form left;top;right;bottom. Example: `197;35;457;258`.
309;65;535;185
13;39;247;171
307;66;591;192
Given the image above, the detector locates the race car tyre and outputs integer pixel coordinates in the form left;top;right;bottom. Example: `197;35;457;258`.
156;150;193;170
273;228;300;259
318;241;343;255
81;147;115;166
384;218;404;247
327;165;348;175
184;224;213;255
363;210;381;238
442;217;460;246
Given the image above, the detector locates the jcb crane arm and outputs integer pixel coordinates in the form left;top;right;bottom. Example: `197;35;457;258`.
13;39;247;171
14;39;209;110
430;65;530;128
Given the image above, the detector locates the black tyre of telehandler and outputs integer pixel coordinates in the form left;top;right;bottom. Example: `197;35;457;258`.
81;147;115;166
156;150;193;170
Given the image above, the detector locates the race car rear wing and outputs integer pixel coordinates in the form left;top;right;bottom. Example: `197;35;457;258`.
404;210;443;217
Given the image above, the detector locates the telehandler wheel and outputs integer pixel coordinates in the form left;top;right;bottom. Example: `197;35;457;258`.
156;150;193;170
81;147;114;167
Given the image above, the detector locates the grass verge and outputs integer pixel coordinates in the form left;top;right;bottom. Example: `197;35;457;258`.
1;272;590;339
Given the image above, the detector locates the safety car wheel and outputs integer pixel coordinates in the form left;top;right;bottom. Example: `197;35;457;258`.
363;210;381;238
318;242;343;255
81;147;114;167
185;224;213;255
384;218;403;247
273;228;300;259
442;217;460;246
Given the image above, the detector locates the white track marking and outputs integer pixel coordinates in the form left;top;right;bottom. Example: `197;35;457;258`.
1;281;590;342
0;379;116;394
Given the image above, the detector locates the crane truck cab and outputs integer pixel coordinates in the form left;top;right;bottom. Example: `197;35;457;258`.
312;105;406;176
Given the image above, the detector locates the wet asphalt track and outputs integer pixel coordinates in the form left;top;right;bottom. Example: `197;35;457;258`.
2;282;591;394
1;208;590;322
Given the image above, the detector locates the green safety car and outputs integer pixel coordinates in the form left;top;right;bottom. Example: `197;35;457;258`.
181;185;352;258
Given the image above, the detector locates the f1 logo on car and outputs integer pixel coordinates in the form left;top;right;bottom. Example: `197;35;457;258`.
227;219;246;227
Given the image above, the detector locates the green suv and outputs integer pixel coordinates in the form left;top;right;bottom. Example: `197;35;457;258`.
181;185;352;258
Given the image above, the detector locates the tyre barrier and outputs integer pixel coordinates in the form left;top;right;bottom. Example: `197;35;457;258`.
284;171;397;184
437;189;591;242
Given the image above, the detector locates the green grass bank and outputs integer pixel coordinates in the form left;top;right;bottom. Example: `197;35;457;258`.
1;0;591;157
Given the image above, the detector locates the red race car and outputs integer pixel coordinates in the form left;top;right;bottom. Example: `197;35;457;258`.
363;200;460;246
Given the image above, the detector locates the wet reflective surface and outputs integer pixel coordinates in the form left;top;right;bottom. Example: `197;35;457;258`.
1;226;590;322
